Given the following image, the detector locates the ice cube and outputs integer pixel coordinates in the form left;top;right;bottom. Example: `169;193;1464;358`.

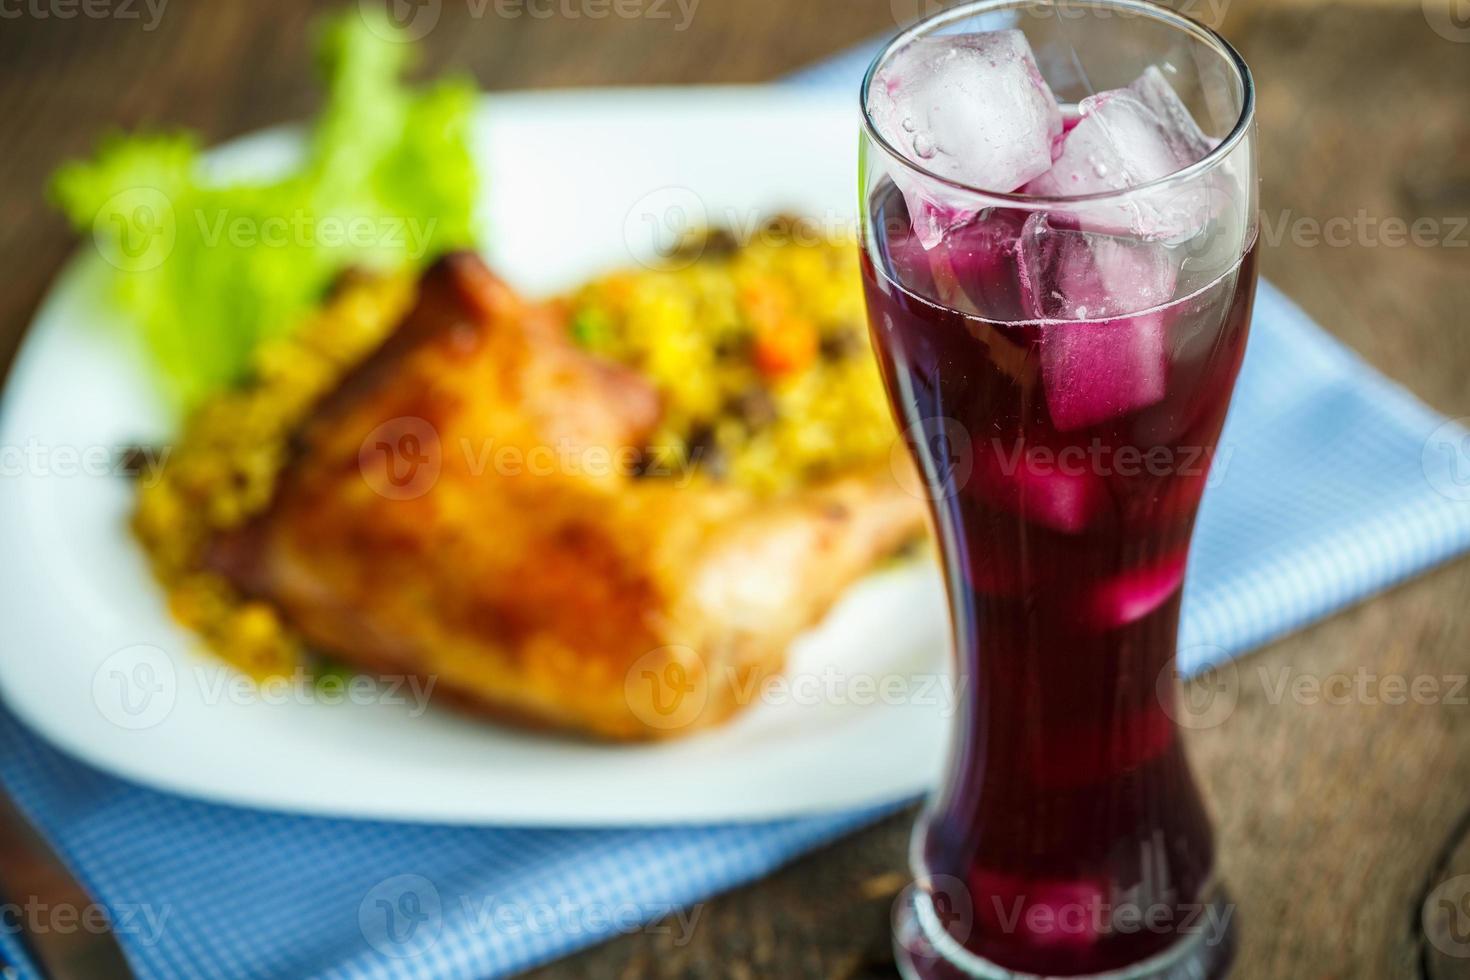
1083;554;1187;629
1023;72;1214;241
934;208;1031;318
1020;214;1178;320
870;30;1063;247
1042;313;1171;432
880;202;1034;318
1019;215;1176;431
974;871;1106;948
1024;90;1180;198
1128;66;1215;162
975;438;1108;535
901;193;978;253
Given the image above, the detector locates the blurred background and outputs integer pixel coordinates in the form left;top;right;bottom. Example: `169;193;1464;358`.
1;0;1468;977
2;0;1467;412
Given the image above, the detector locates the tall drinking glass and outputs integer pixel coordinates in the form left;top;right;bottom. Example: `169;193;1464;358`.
858;2;1257;977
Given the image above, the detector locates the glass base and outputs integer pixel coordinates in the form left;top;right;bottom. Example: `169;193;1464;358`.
893;885;1237;980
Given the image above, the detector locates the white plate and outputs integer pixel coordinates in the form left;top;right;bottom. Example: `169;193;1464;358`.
0;88;951;825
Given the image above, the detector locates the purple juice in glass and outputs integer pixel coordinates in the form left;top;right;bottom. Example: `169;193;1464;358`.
865;184;1255;976
858;4;1259;978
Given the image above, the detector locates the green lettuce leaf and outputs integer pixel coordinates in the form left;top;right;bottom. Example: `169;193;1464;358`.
49;8;479;407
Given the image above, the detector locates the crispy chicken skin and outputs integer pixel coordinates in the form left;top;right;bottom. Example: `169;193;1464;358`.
210;252;925;740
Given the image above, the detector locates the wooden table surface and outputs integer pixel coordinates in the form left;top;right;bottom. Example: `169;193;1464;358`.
3;1;1469;978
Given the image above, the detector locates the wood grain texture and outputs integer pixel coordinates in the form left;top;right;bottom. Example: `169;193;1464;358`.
1;2;1468;978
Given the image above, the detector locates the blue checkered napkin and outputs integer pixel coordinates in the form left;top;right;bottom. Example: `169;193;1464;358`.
1;42;1469;980
1179;282;1470;672
0;709;891;979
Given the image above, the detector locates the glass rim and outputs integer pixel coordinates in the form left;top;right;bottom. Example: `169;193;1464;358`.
859;0;1256;208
